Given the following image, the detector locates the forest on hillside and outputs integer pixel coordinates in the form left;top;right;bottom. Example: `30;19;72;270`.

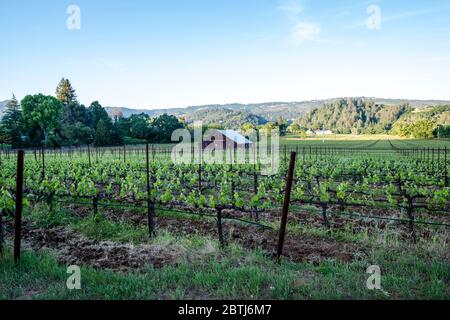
296;98;450;138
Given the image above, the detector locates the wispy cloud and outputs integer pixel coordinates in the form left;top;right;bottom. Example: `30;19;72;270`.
291;22;321;44
100;58;125;69
278;0;321;45
277;0;303;17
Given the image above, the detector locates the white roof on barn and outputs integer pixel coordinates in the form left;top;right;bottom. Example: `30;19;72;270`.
218;130;253;144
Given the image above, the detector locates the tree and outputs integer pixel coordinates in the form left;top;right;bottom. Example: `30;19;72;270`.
241;122;256;134
61;122;94;146
94;119;111;146
275;116;288;136
150;114;184;142
127;114;150;139
287;123;301;134
0;94;23;147
56;78;77;105
21;94;62;146
259;122;278;136
411;120;437;139
391;122;412;138
60;101;90;126
88;101;110;129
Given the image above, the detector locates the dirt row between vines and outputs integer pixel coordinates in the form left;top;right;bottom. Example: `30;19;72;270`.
4;205;365;271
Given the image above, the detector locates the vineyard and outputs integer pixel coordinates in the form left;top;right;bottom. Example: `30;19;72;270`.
0;140;449;299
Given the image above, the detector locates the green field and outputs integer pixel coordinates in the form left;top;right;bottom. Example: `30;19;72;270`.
281;134;450;149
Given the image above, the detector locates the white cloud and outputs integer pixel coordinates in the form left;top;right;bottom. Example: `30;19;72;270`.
278;1;321;45
100;58;125;69
291;22;321;44
277;0;303;17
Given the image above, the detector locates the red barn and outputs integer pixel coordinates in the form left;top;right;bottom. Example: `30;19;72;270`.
202;130;253;150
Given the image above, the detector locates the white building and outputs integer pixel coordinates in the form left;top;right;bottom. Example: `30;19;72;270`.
314;130;333;136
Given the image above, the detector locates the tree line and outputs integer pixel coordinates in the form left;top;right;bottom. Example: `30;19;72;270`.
295;98;449;138
0;79;184;149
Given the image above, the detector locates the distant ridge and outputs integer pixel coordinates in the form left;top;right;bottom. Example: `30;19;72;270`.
105;97;450;122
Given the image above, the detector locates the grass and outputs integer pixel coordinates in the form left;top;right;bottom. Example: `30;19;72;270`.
1;241;448;300
1;202;449;300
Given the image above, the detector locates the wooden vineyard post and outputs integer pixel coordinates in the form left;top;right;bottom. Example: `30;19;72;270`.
432;148;435;173
41;144;45;179
407;197;416;245
14;150;25;264
253;166;258;196
93;196;99;215
216;208;225;249
146;143;155;236
198;143;202;192
277;152;297;264
437;148;441;173
0;209;3;259
0;149;3;255
87;144;92;167
445;147;448;187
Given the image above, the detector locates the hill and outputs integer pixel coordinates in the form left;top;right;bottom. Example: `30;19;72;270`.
105;98;450;127
0;100;10;118
397;105;450;124
297;98;409;134
105;101;321;121
182;108;266;127
297;98;450;134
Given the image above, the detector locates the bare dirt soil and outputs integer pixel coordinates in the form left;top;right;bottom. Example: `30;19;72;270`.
71;206;363;265
21;225;186;271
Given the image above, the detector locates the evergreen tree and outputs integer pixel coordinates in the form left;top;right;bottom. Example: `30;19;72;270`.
89;101;110;129
94;119;111;146
56;78;77;105
0;94;23;147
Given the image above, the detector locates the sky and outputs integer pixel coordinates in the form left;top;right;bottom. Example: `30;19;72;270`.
1;0;450;109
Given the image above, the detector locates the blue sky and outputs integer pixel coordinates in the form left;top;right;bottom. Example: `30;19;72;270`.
1;0;450;108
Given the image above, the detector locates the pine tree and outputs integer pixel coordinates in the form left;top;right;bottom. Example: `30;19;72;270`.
56;78;77;105
94;119;111;146
0;94;23;147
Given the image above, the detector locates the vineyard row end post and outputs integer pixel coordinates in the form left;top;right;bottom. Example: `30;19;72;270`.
14;150;25;264
146;143;155;236
277;151;297;264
